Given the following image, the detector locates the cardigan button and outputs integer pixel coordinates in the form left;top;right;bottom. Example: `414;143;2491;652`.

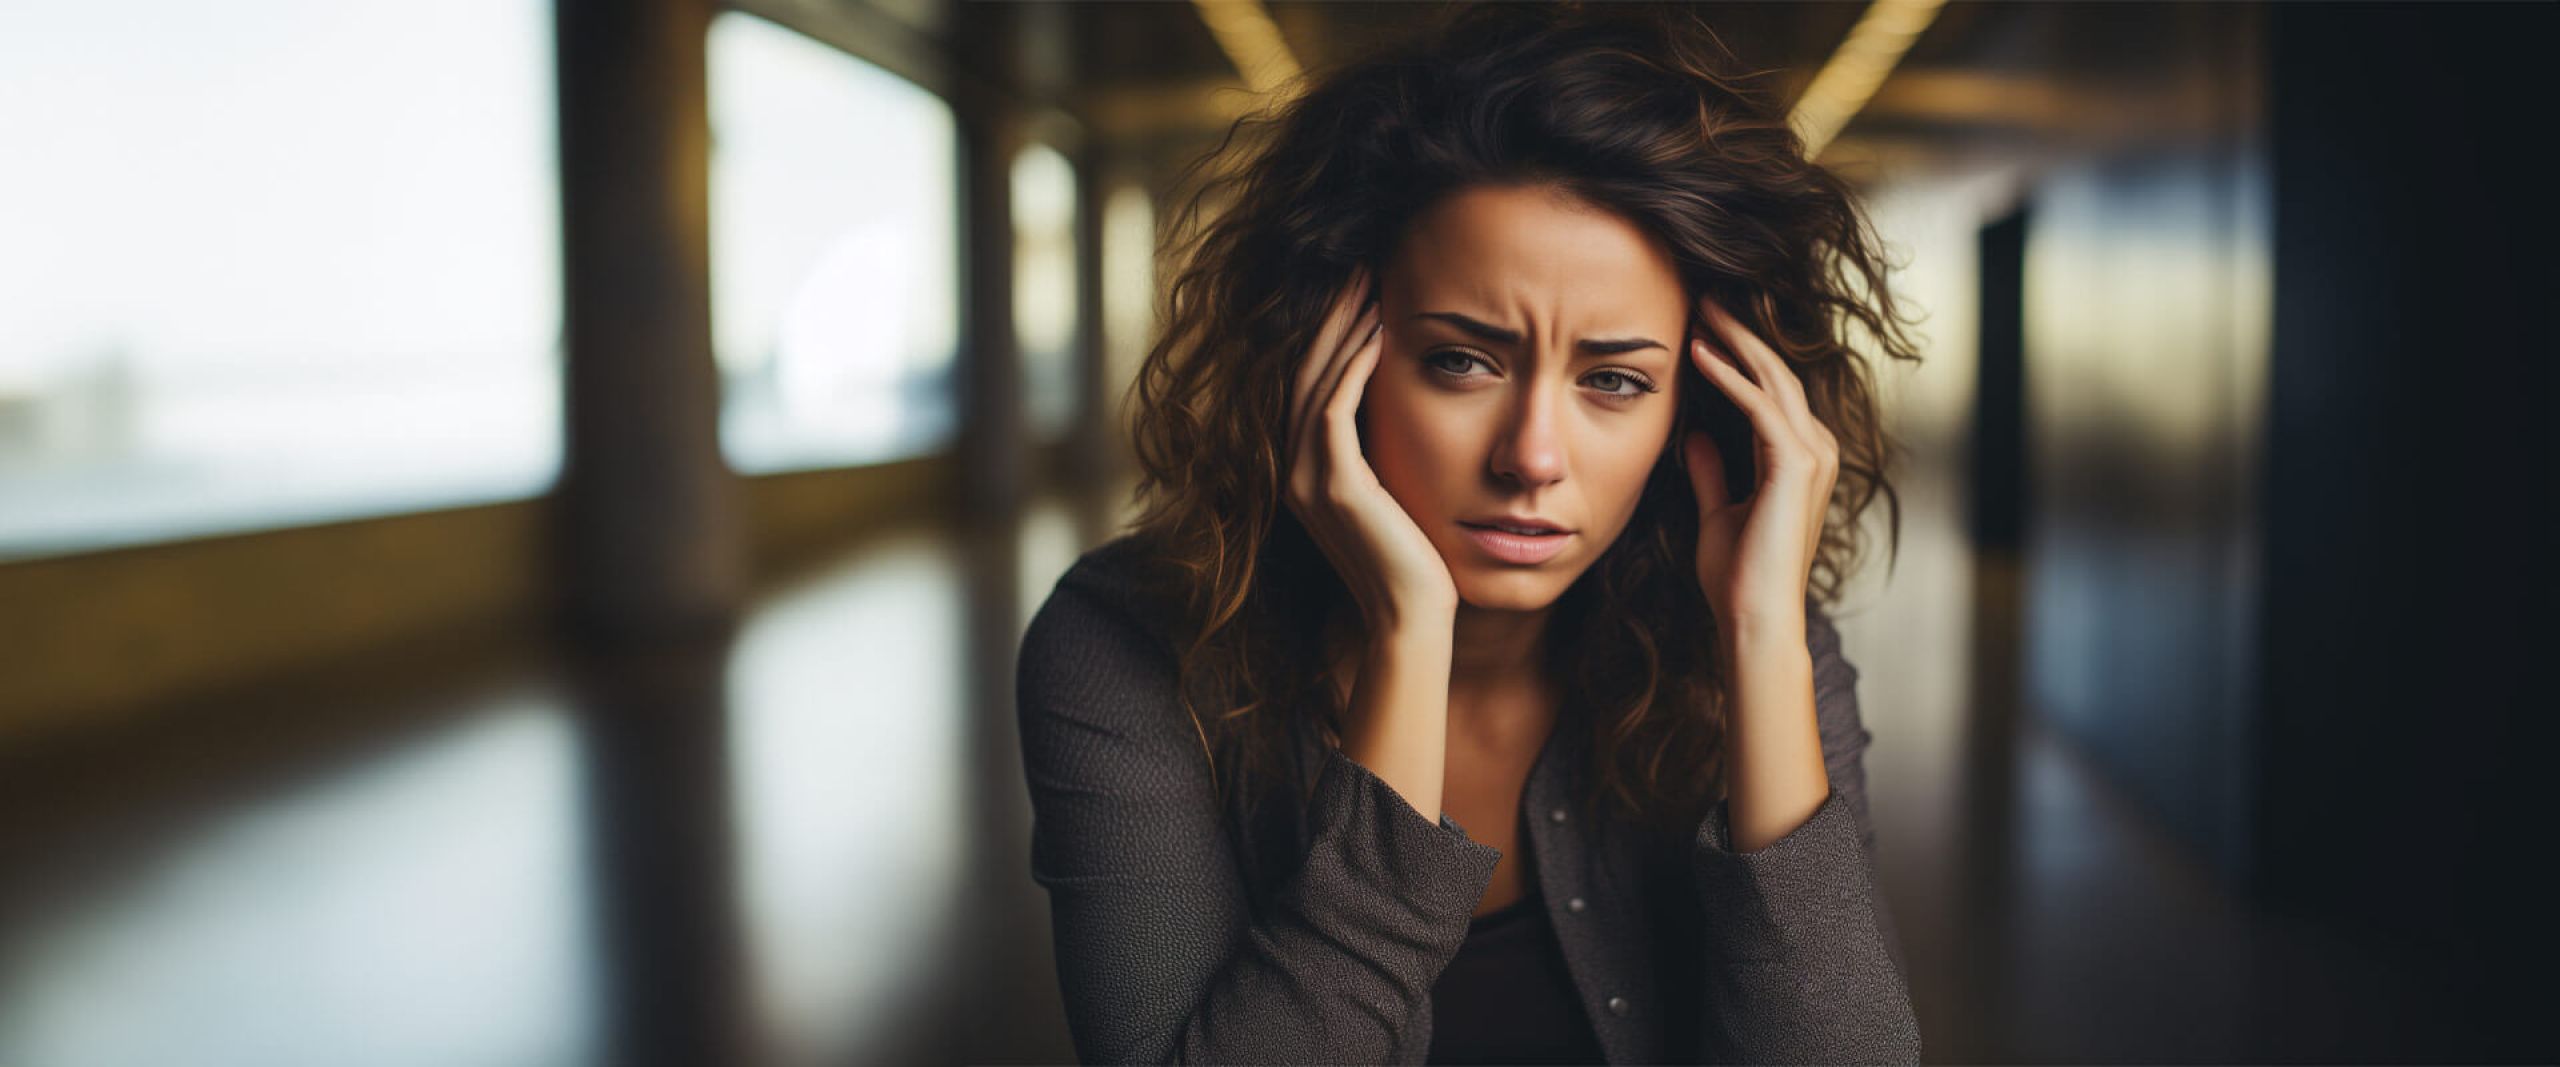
1606;996;1630;1017
1549;808;1568;824
1566;896;1587;913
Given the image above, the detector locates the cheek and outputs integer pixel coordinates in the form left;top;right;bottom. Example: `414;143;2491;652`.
1586;421;1674;525
1361;378;1475;512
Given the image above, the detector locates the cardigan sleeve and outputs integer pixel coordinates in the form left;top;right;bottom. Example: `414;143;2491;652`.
1015;571;1503;1064
1686;604;1924;1064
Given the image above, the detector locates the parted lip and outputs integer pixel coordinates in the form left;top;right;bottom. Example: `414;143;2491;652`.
1459;515;1572;535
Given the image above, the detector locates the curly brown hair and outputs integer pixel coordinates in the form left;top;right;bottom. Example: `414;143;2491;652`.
1118;1;1922;843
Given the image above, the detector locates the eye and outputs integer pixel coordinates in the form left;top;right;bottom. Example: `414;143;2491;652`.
1585;369;1658;401
1422;348;1492;379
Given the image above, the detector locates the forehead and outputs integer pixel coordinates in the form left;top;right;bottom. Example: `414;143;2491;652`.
1386;184;1686;318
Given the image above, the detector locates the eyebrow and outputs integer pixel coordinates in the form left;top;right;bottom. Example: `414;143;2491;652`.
1413;311;1668;357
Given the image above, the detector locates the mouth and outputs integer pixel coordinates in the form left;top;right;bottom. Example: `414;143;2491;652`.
1460;517;1569;536
1457;519;1574;565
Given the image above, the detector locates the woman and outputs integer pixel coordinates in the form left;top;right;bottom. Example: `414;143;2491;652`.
1016;3;1924;1063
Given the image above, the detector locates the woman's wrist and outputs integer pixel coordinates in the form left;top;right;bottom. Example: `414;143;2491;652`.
1341;625;1454;825
1716;608;1828;853
1363;586;1457;638
1714;600;1806;671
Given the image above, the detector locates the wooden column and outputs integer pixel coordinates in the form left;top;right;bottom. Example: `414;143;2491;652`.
953;1;1027;522
1068;139;1115;493
554;0;744;644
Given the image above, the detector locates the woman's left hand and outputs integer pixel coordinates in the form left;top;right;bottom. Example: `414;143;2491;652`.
1679;296;1839;641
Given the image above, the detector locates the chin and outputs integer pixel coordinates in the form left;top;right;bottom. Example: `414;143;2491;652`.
1449;565;1578;613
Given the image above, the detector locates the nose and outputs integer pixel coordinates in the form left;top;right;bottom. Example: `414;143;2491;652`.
1489;382;1566;490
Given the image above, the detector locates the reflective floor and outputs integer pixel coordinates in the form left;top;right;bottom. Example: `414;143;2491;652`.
0;478;2449;1065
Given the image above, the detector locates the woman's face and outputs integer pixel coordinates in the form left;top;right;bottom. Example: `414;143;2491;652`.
1364;182;1688;613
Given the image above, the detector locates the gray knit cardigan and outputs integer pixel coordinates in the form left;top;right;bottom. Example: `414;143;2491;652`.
1015;534;1921;1064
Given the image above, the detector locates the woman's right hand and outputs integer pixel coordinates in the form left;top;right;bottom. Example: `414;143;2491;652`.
1284;265;1457;634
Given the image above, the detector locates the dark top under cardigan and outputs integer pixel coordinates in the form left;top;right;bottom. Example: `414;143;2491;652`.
1014;533;1921;1064
1428;887;1605;1064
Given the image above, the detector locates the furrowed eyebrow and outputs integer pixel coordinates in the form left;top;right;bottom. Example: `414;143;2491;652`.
1414;311;1666;358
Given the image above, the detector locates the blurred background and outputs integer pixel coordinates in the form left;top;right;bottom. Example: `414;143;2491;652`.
1;0;2551;1064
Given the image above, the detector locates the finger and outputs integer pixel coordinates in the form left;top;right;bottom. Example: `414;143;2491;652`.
1294;266;1372;426
1721;306;1838;490
1295;303;1379;499
1699;297;1806;411
1700;298;1822;447
1323;309;1388;478
1300;266;1382;414
1293;276;1371;463
1706;303;1837;557
1312;301;1381;434
1693;337;1816;478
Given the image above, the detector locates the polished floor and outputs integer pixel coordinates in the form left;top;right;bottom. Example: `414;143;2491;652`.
0;479;2456;1065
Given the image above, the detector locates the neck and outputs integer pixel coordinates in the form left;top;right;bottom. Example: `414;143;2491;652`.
1449;601;1558;738
1448;600;1551;702
1322;597;1554;733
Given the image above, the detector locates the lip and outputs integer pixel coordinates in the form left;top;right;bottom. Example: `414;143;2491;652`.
1458;521;1574;565
1461;514;1570;534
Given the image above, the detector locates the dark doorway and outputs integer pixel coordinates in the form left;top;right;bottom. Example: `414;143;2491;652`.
1970;204;2029;554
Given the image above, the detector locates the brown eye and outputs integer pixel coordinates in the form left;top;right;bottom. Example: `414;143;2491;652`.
1586;369;1655;399
1423;349;1491;379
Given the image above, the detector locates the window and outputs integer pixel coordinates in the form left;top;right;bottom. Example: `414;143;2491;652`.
1101;182;1159;440
0;0;562;560
1014;142;1081;441
706;12;961;474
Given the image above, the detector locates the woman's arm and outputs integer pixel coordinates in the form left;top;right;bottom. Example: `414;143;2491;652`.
1687;604;1921;1064
1717;598;1830;853
1015;576;1500;1064
1674;295;1918;1060
1337;618;1457;827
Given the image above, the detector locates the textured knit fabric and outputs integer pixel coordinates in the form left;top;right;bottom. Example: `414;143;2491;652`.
1015;533;1922;1065
1427;888;1606;1064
